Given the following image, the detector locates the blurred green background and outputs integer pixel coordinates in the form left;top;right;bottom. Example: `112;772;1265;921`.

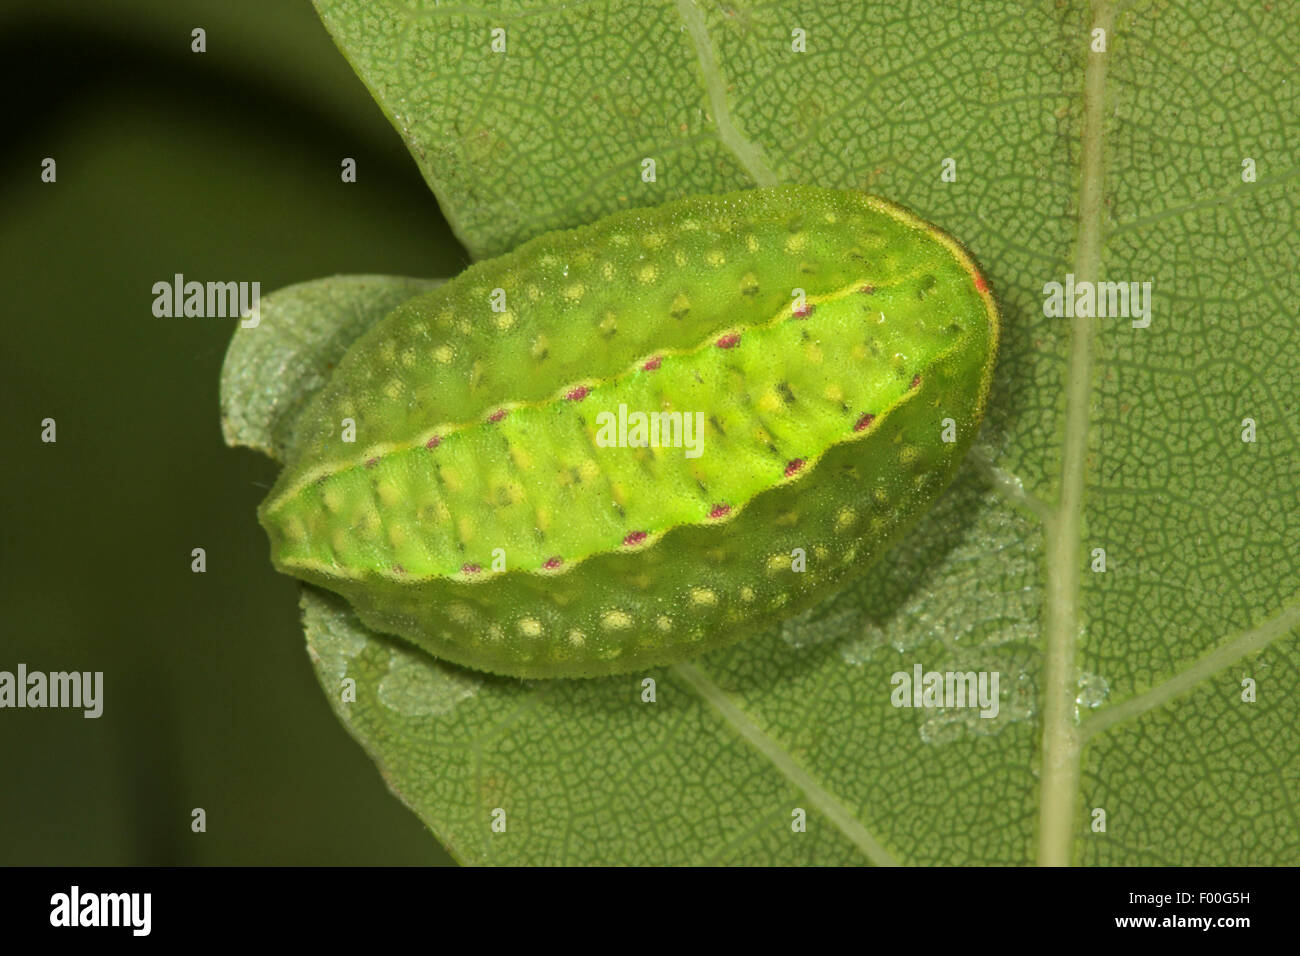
0;0;464;863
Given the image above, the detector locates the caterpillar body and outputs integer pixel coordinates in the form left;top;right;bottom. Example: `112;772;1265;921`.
260;186;999;678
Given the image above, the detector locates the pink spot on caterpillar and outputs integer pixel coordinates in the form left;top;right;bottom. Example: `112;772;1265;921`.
425;436;442;449
365;457;379;469
623;530;648;546
911;374;921;389
974;274;989;294
565;386;590;401
488;408;508;423
784;458;806;477
792;303;815;319
854;413;876;432
543;556;564;570
709;504;731;519
715;333;741;349
859;284;876;295
642;356;662;371
461;563;481;575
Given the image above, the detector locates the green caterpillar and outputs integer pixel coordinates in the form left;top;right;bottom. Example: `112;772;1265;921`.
260;186;998;678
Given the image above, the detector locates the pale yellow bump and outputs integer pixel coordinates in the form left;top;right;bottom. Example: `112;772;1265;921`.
670;292;691;317
440;466;463;494
376;480;402;509
813;545;830;561
386;523;408;549
578;459;601;482
330;530;350;555
851;343;869;361
599;312;618;335
758;390;782;414
739;271;760;295
740;586;756;603
680;218;700;231
322;485;345;514
674;249;687;267
804;342;824;365
435;308;455;327
378;340;397;362
609;233;630;246
776;509;800;526
536;505;552;533
690;587;718;607
766;553;789;572
486;624;505;642
509;444;534;472
434;344;455;364
642;232;665;249
785;233;808;254
562;283;585;303
400;348;417;368
873;488;891;506
518;617;543;638
771;592;790;609
745;234;759;252
538;254;560;269
845;544;859;562
601;609;633;630
457;515;475;543
899;445;921;465
836;507;857;530
457;320;472;335
448;603;474;625
384;378;404;400
656;615;673;631
280;515;306;541
568;629;586;646
705;249;726;267
870;515;890;534
637;263;659;284
601;261;616;280
823;211;839;224
823;383;844;403
530;334;549;359
494;310;516;331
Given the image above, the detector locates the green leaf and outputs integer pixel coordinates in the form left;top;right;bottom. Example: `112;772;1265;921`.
233;0;1300;863
220;274;441;461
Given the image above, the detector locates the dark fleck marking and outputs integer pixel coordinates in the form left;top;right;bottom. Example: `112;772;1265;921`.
777;382;797;405
911;374;922;389
365;457;379;469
